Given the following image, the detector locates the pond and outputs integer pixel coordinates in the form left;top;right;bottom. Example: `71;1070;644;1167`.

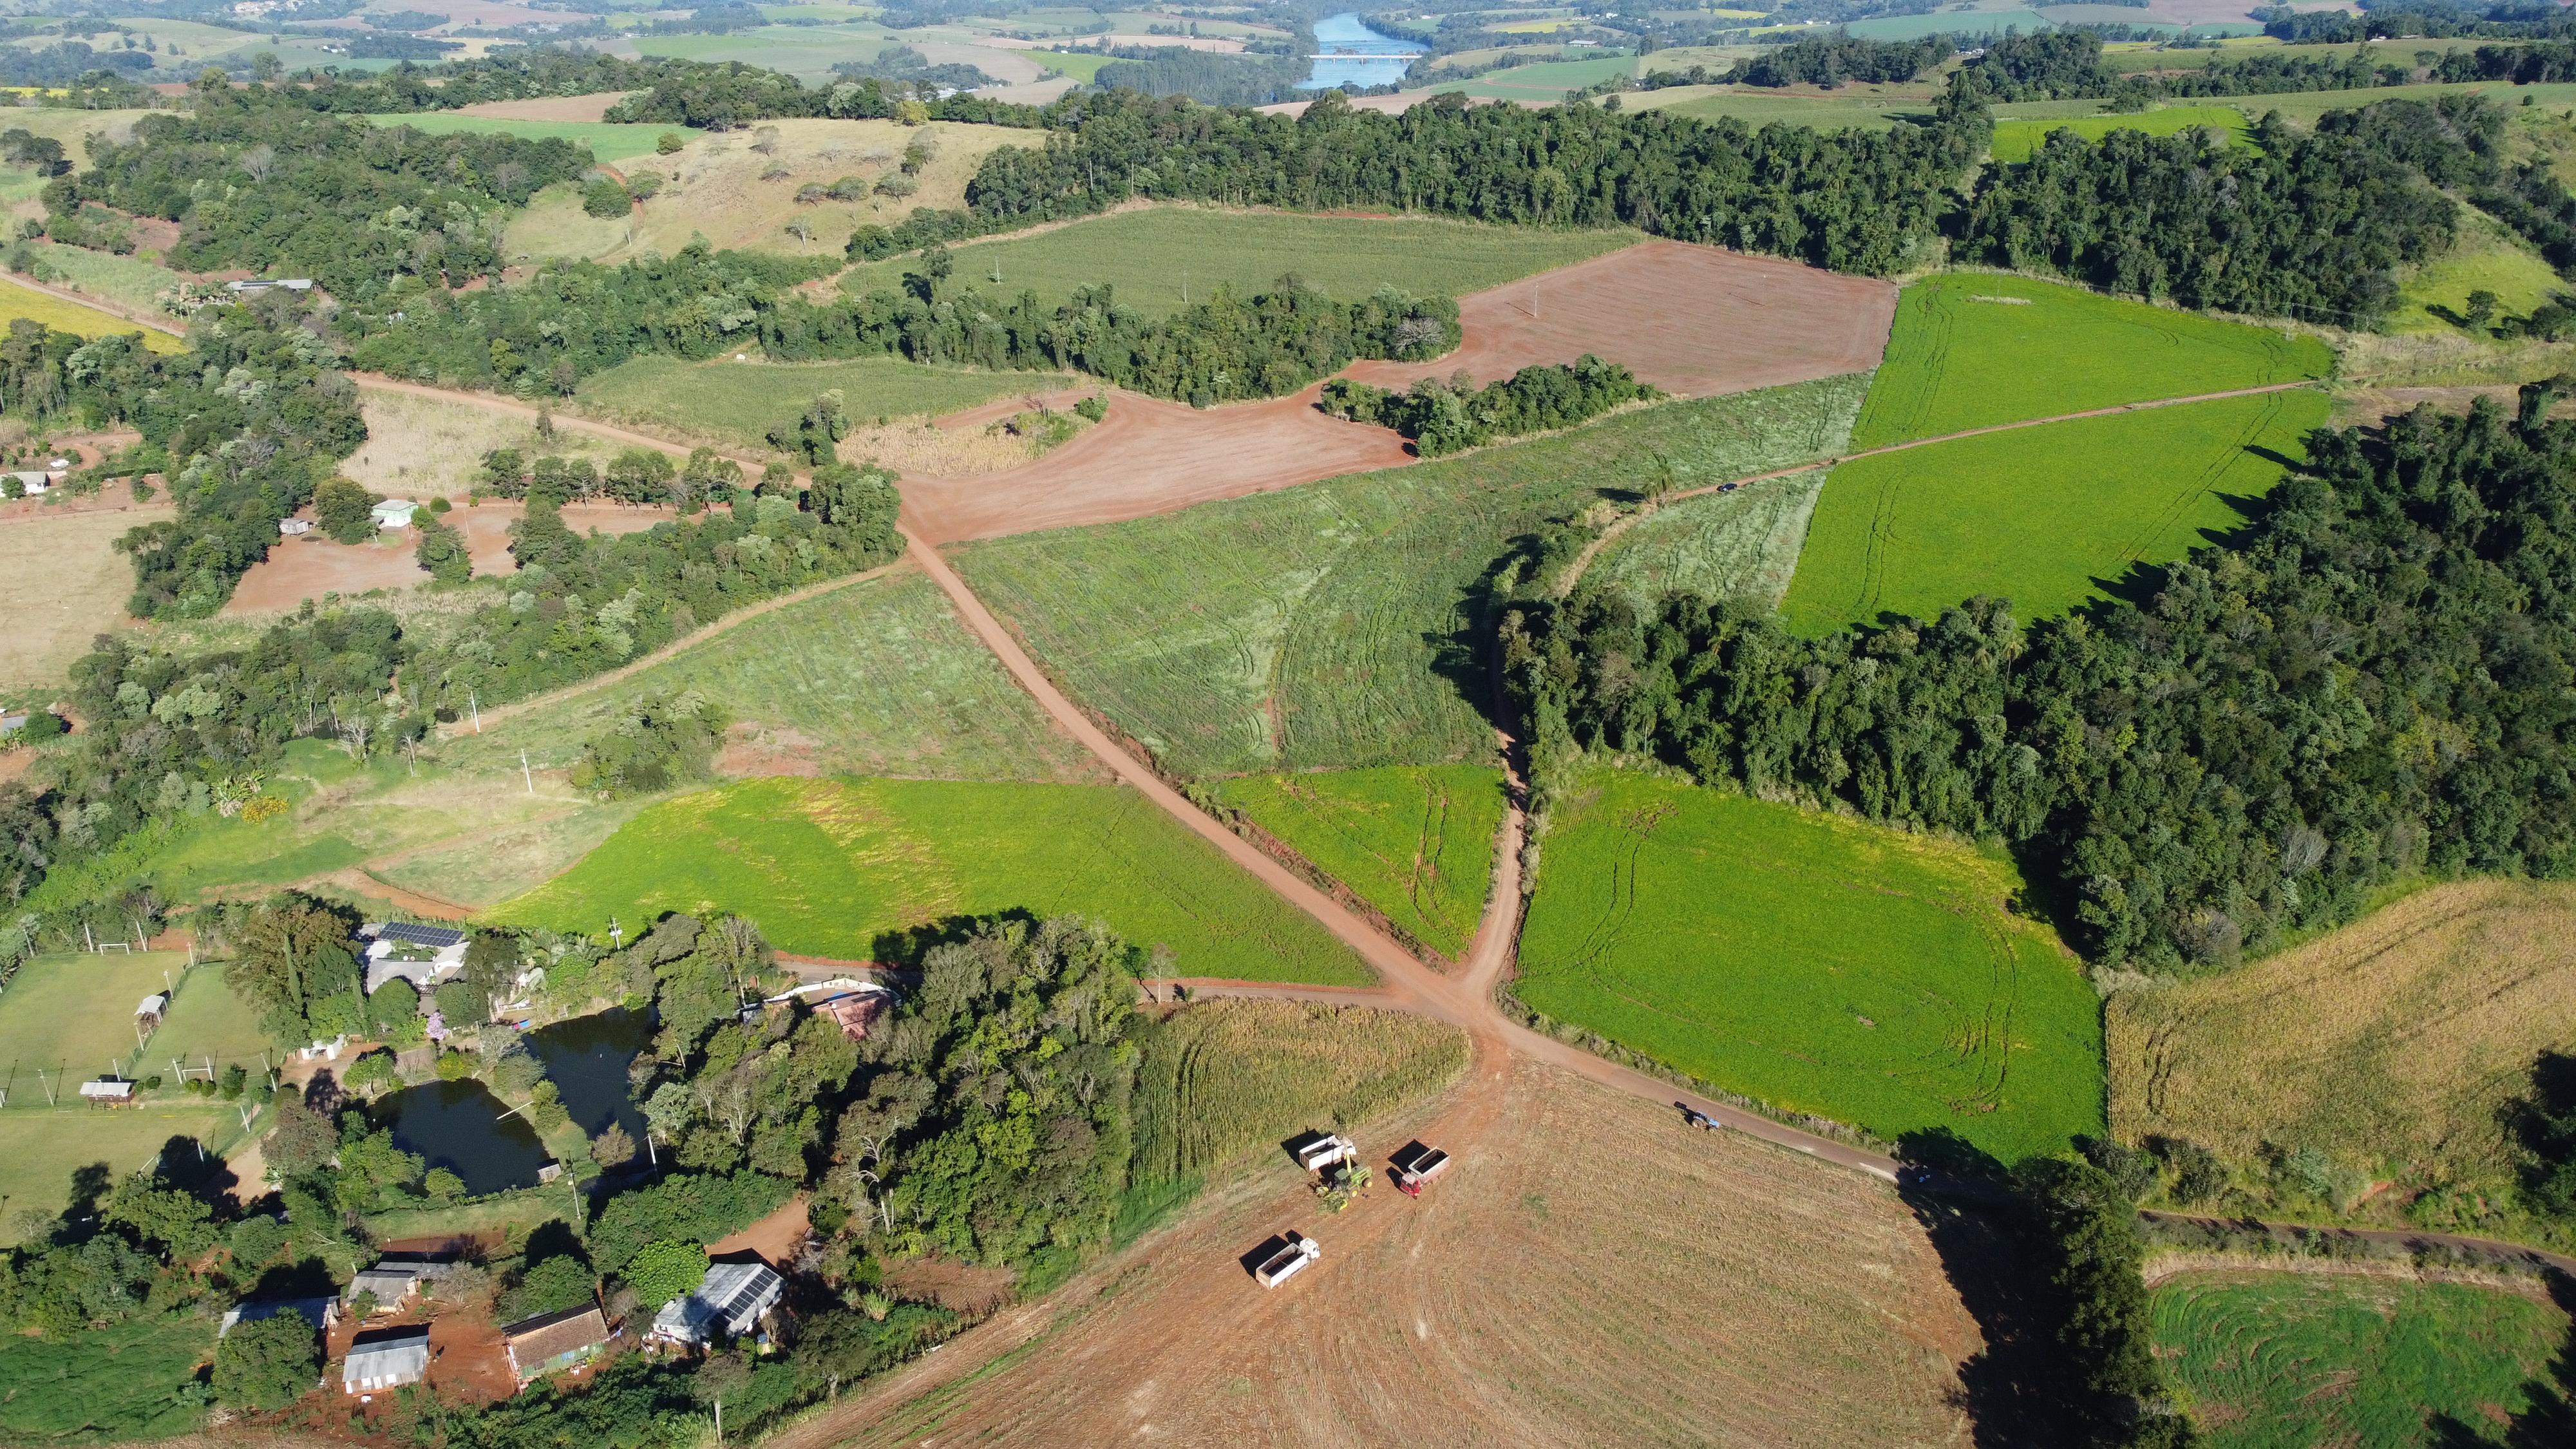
526;1007;654;1147
1304;12;1426;91
374;1080;553;1197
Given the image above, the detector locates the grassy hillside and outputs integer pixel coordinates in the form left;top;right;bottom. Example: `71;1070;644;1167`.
1989;105;2249;163
955;375;1868;779
2154;1272;2570;1448
1212;765;1504;959
1517;770;2103;1162
486;776;1375;985
1852;272;2331;448
2108;880;2576;1211
1783;386;2327;632
839;208;1640;318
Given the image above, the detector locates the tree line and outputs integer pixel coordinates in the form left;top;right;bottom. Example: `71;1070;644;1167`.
1729;35;1952;88
1321;356;1656;456
1508;383;2576;971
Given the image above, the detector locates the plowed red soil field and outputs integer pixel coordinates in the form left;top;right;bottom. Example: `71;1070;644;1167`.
786;1058;1978;1448
901;242;1893;545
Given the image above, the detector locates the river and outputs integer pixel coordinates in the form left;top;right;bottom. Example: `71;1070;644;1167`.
1303;12;1428;91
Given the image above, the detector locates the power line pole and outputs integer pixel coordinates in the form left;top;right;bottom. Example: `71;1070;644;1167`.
520;750;534;795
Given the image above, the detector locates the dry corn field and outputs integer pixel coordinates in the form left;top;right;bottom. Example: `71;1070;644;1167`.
2108;880;2576;1180
800;1057;1980;1449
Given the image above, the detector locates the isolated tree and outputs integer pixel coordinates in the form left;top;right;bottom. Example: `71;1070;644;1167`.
2465;289;2499;329
214;1312;318;1410
312;477;375;544
582;176;632;218
414;513;469;584
594;1121;637;1168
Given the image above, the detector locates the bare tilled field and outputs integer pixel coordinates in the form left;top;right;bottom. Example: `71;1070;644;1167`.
905;244;1892;544
810;1059;1978;1448
1341;240;1898;399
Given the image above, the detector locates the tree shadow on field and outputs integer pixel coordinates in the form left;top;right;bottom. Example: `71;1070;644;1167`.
869;909;1039;969
1895;1129;2074;1448
2425;1267;2576;1447
1425;538;1533;737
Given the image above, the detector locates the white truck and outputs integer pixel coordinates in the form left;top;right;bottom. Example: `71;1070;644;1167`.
1295;1133;1357;1175
1255;1233;1321;1288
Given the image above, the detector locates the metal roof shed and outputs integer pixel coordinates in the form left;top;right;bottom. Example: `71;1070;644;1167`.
342;1325;431;1394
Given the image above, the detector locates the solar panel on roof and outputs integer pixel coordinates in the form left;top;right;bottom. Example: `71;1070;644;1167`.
376;922;468;949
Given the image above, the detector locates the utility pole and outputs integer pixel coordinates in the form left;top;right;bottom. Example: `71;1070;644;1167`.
520;749;534;795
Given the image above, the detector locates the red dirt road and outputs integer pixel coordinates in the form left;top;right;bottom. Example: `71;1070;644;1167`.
1345;238;1897;399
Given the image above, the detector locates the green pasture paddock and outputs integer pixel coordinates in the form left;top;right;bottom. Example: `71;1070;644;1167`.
364;113;706;162
1631;83;1936;131
1853;272;2332;448
627;24;898;82
954;374;1868;780
0;950;189;1090
1213;766;1505;960
0;1313;216;1441
2155;1272;2570;1447
1413;53;1638;99
142;967;270;1081
1785;386;2328;633
2390;204;2563;336
1989;105;2249;163
1590;467;1825;609
1516;770;2103;1162
486;776;1374;985
0;1104;242;1246
573;354;1067;448
840;208;1640;319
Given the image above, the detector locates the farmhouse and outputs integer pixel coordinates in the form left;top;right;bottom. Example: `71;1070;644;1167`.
501;1304;610;1384
343;1325;431;1394
220;1296;337;1337
650;1258;783;1347
360;921;469;995
371;499;421;530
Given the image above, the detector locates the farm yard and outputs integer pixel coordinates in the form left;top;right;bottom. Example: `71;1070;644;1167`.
485;776;1376;985
1852;273;2331;448
952;374;1868;777
1781;386;2329;633
837;207;1643;318
2107;880;2576;1213
1210;766;1505;960
830;1058;1981;1446
2152;1271;2571;1447
1515;771;2104;1163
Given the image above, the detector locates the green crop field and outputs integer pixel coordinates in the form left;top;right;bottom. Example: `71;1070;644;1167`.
1633;84;1935;132
0;951;189;1090
0;1314;217;1441
1414;53;1639;100
1785;387;2327;632
2211;79;2576;126
629;24;897;81
1591;468;1826;609
1990;106;2249;163
1853;272;2333;448
1029;48;1115;80
442;569;1101;787
1212;766;1505;960
0;1104;243;1245
956;374;1868;779
486;776;1374;985
842;209;1640;317
574;354;1066;446
2155;1272;2570;1447
365;113;706;162
1517;770;2103;1162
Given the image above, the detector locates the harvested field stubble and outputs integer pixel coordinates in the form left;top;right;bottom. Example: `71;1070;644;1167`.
1132;1000;1471;1184
1212;766;1504;959
953;375;1868;779
2108;880;2576;1188
1518;770;2103;1162
1852;272;2331;447
2152;1270;2570;1448
0;504;170;687
823;1059;1980;1448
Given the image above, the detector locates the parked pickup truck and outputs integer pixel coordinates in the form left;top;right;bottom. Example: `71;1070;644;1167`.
1393;1144;1451;1197
1255;1233;1320;1288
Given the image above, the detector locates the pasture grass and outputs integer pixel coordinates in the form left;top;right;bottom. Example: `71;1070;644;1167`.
2154;1271;2570;1448
955;374;1868;779
442;569;1101;786
1784;387;2329;632
0;504;173;690
1845;7;2050;38
0;276;182;354
1989;104;2249;163
19;242;185;316
2213;79;2576;126
1516;770;2103;1162
2107;880;2576;1193
0;1313;215;1441
365;112;704;161
573;354;1064;449
629;24;897;81
484;776;1374;985
1591;468;1824;610
838;208;1640;318
1852;272;2332;448
0;951;189;1089
142;967;271;1079
1212;766;1504;960
0;1105;241;1245
1632;80;1940;131
1131;999;1471;1186
2390;205;2564;337
1415;53;1638;99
